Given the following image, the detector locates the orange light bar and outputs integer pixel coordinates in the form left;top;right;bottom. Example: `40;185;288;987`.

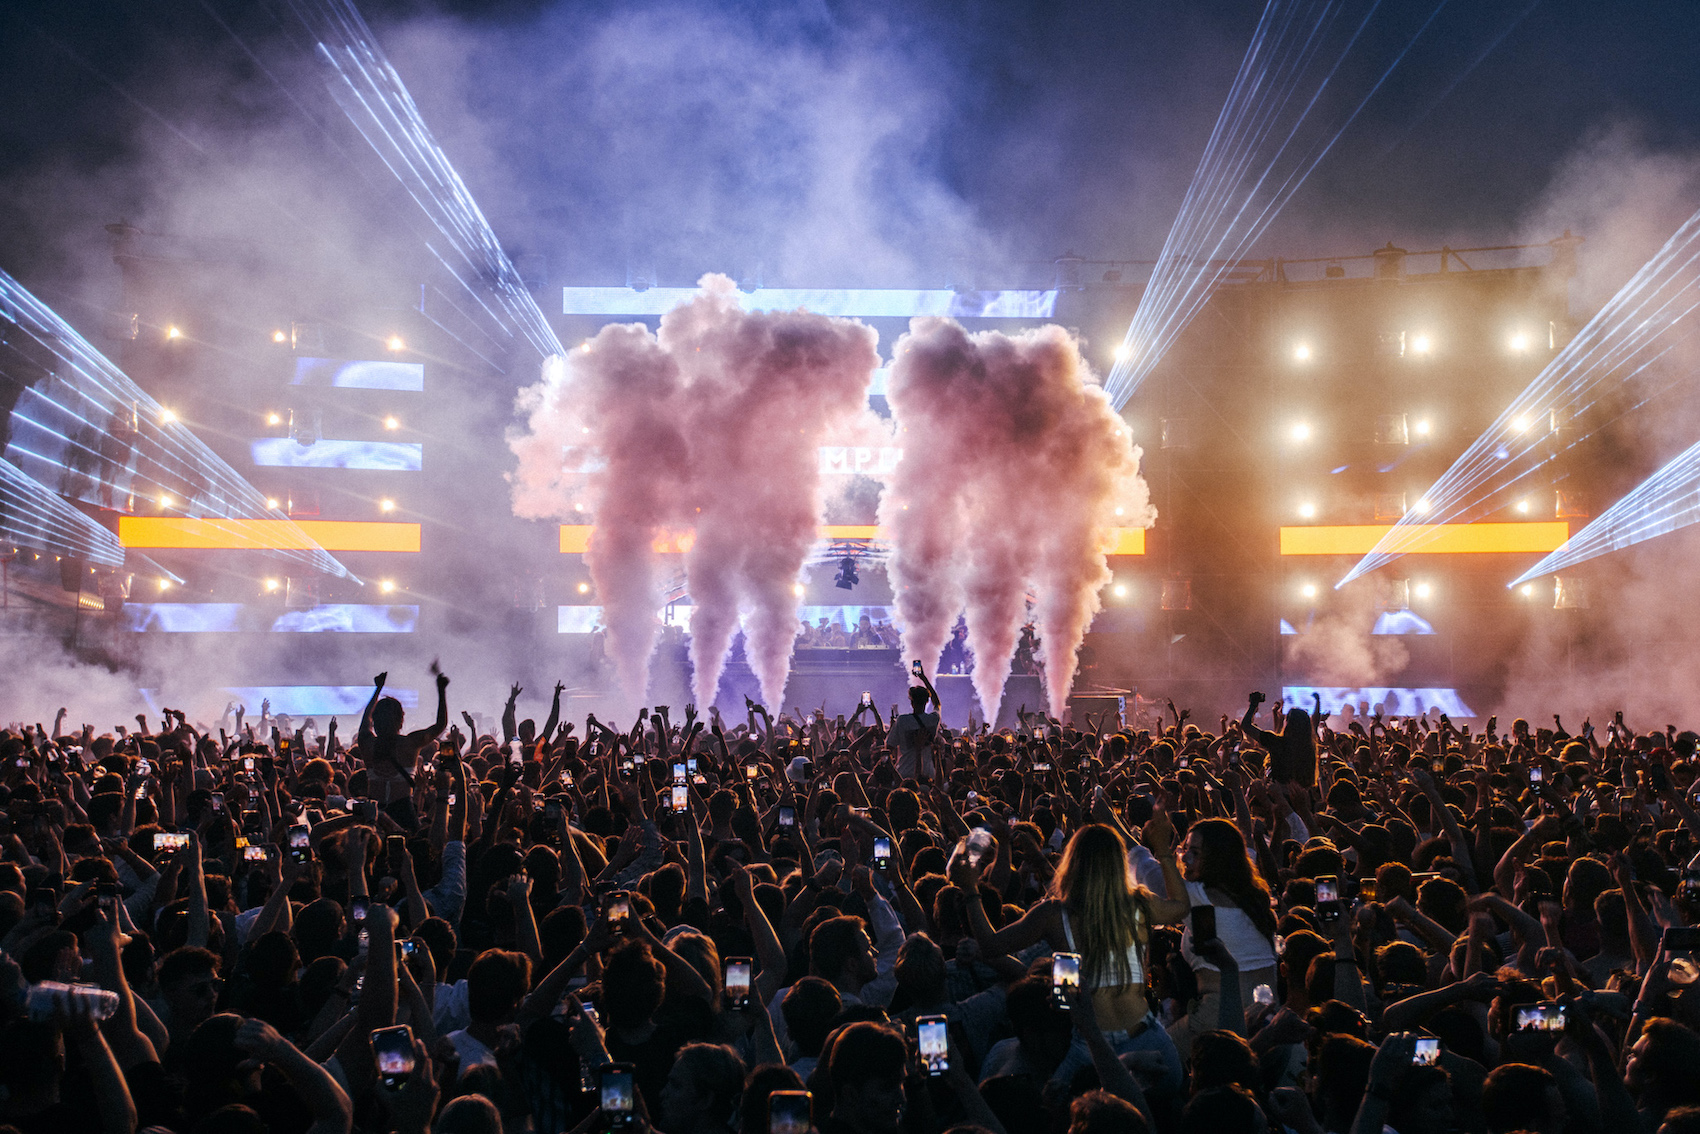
119;517;421;552
1280;522;1569;556
560;524;1148;554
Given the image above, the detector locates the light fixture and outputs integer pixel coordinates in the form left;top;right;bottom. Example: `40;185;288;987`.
1520;583;1535;598
165;325;183;341
1291;422;1312;443
159;408;177;423
263;578;281;592
158;579;171;592
1414;419;1431;436
1511;416;1531;433
157;494;173;508
576;581;590;595
1515;499;1531;515
1297;501;1317;519
379;498;396;513
1413;582;1432;599
1113;344;1131;362
386;335;405;352
265;497;280;510
379;579;397;594
580;341;592;353
1113;506;1125;516
1410;334;1432;354
1414;497;1432;514
1293;343;1312;362
266;412;282;426
271;329;287;344
833;555;859;591
383;415;400;430
1112;583;1128;598
1300;583;1318;598
1509;332;1530;353
792;583;806;597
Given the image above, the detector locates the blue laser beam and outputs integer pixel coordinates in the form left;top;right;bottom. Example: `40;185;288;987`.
0;458;126;567
1339;203;1700;587
1510;437;1700;586
0;268;354;580
1103;0;1457;409
280;0;563;362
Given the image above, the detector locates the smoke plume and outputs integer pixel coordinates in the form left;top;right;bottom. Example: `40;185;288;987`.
510;275;876;710
1284;583;1411;689
880;319;1153;719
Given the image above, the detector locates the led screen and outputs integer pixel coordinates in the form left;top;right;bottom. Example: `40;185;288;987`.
121;603;419;633
292;357;425;391
250;439;423;471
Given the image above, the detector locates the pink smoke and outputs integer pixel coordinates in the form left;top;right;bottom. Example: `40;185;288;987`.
509;275;877;711
881;319;1153;719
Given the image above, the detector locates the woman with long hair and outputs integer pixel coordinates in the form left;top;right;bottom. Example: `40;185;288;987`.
1242;690;1317;786
953;820;1188;1092
1168;816;1279;1051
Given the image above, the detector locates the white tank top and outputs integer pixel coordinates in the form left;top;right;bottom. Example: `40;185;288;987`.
1061;907;1144;988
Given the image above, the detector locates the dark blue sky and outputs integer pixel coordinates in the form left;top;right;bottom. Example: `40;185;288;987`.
1;0;1698;302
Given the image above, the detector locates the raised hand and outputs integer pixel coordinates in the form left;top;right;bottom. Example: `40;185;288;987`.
508;683;523;702
374;672;388;689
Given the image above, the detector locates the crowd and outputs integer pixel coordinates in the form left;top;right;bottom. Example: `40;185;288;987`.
3;670;1700;1134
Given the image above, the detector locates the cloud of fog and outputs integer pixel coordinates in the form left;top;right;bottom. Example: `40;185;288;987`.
880;318;1153;719
1284;584;1410;689
510;275;876;710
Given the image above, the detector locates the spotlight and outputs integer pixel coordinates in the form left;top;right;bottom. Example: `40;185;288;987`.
1114;506;1125;516
1112;583;1128;598
379;498;396;513
159;408;177;423
383;415;400;430
576;581;590;595
1520;583;1535;598
792;583;805;597
1413;497;1432;514
580;341;592;353
271;329;287;344
1414;582;1432;599
266;412;282;426
1113;344;1132;362
263;578;281;592
1410;334;1432;355
1515;499;1530;514
379;579;397;594
1511;416;1531;433
1297;501;1317;519
165;325;183;341
1290;422;1312;443
157;494;173;508
1292;343;1312;362
1414;419;1431;436
157;579;171;592
833;555;859;591
1300;583;1318;598
265;497;280;510
1509;332;1530;353
386;335;405;352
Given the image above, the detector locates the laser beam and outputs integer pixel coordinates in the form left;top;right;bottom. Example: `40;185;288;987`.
1340;202;1700;586
1510;437;1700;587
0;458;126;567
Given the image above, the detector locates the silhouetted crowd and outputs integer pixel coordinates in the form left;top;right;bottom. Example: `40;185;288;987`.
1;673;1699;1134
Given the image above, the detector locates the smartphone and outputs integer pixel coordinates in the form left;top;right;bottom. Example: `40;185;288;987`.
96;880;119;915
672;763;686;784
351;895;369;922
154;831;188;852
1514;1002;1566;1032
1530;766;1544;783
211;792;225;812
1033;762;1052;772
1316;875;1342;924
606;892;632;934
1359;877;1379;902
724;956;753;1010
768;1090;812;1134
871;835;893;872
243;757;255;773
911;659;924;677
545;800;563;823
29;887;55;918
386;835;405;861
289;826;312;864
278;737;294;755
1413;1037;1440;1065
1651;764;1672;793
778;805;796;828
372;1024;415;1090
670;784;689;812
138;758;152;776
1052;952;1081;1009
134;784;148;800
1190;904;1217;943
619;761;634;779
244;845;269;863
861;691;873;707
598;1064;636;1127
917;1014;949;1076
1663;926;1700;951
745;764;759;781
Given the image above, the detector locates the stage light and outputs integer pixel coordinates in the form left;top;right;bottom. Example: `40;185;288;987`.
272;329;288;344
383;416;400;430
1297;501;1317;519
833;555;859;591
159;408;177;423
379;579;396;594
1300;583;1318;598
265;497;280;510
165;325;183;341
157;494;173;508
1520;583;1534;597
576;581;590;595
266;412;282;426
1411;334;1432;355
792;583;806;597
1414;419;1431;436
1413;581;1431;599
1511;416;1532;433
580;341;592;353
1291;422;1312;443
379;498;396;513
1112;583;1128;598
1113;344;1132;362
1293;343;1312;362
157;578;171;592
1515;499;1530;514
386;335;405;352
1113;506;1125;516
263;578;281;592
1509;332;1531;353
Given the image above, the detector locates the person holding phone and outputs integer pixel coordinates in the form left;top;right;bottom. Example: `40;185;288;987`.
953;822;1189;1093
890;678;942;784
1171;817;1279;1051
